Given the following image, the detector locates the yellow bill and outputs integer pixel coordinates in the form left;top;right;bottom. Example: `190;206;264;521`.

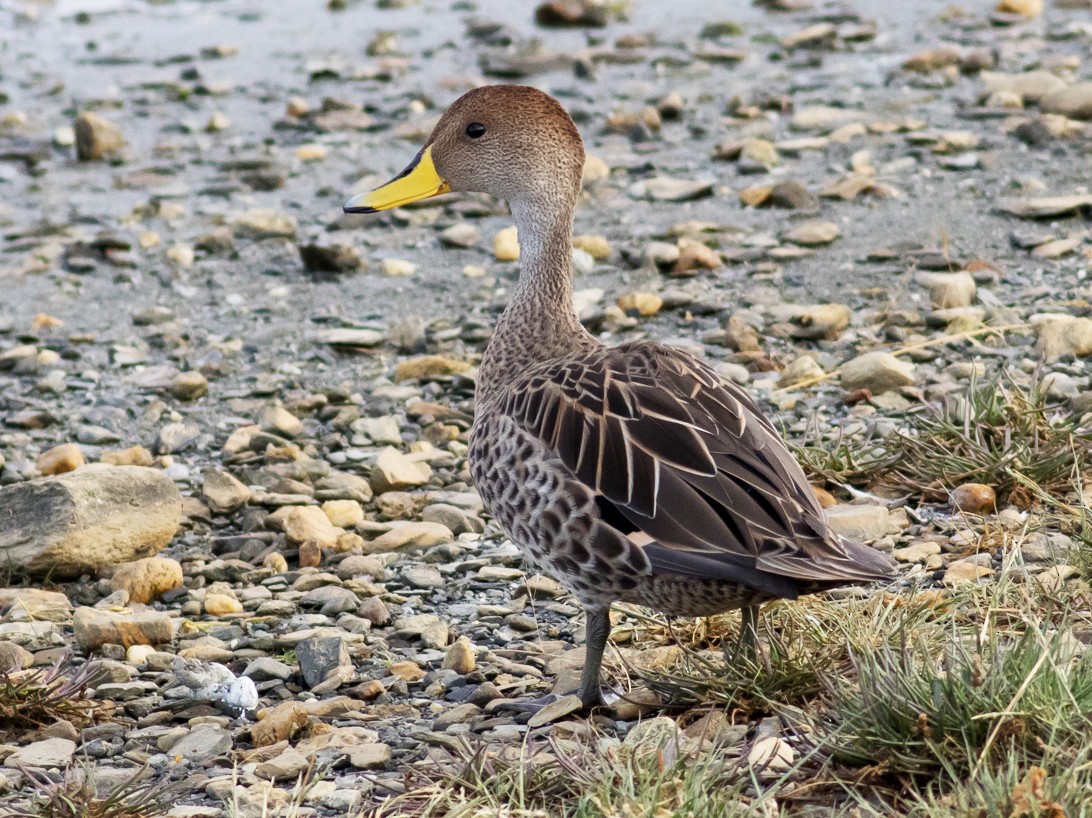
343;145;450;213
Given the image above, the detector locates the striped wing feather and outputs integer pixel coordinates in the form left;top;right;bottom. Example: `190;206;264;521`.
500;342;894;597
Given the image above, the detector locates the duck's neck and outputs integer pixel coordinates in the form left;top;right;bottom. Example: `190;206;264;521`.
477;197;594;400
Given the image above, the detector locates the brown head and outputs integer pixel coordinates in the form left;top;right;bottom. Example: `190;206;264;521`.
344;85;585;216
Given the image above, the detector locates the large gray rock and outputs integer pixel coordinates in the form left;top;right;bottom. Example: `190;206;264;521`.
0;465;181;577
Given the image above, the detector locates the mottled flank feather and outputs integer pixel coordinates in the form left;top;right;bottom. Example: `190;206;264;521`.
471;341;895;617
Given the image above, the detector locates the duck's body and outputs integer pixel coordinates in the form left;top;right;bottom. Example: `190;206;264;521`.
346;85;896;709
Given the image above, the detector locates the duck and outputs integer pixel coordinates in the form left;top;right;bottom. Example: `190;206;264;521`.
344;85;896;711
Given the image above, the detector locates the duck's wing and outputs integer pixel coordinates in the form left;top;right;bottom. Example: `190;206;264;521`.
499;342;895;595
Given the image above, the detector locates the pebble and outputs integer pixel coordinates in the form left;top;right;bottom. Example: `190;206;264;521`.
952;483;996;514
824;504;890;542
5;738;76;769
840;352;916;394
494;226;520;261
617;292;663;317
170;371;209;401
921;271;976;309
747;736;794;772
110;557;184;604
35;443;85;475
74;111;124;160
273;506;344;548
73;606;174;651
370;447;432;493
201;468;252;514
232;209;297;240
382;258;417;276
784;220;839;246
1041;83;1092;121
442;636;477;674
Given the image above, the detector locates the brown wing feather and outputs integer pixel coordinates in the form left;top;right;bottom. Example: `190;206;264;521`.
501;342;895;594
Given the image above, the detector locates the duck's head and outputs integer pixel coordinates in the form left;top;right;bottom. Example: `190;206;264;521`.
344;85;585;215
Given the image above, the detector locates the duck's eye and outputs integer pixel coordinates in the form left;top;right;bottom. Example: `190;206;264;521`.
466;122;486;139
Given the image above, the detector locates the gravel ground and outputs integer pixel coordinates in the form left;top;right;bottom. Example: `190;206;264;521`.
1;0;1091;815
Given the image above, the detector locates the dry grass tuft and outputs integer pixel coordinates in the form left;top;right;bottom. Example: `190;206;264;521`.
0;658;104;731
3;764;183;818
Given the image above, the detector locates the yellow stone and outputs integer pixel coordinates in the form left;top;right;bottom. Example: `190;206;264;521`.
204;592;243;616
394;355;471;382
582;154;610;185
493;226;520;261
381;258;416;276
572;234;612;260
616;292;663;317
100;446;155;467
296;144;327;161
36;443;85;475
322;500;364;528
389;661;426;682
263;553;288;573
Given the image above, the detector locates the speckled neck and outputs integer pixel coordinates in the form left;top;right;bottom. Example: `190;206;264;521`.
477;195;595;402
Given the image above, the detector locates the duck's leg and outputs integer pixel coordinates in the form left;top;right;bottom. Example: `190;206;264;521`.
725;604;760;665
575;607;610;709
493;607;609;713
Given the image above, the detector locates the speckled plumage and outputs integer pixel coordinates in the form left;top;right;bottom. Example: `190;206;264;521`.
348;84;897;709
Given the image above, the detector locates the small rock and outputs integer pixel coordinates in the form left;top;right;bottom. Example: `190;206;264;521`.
259;404;303;438
300;243;362;273
73;607;174;651
944;560;994;585
840;351;916;393
778;355;824;387
526;694;583;728
381;258;416;276
322;499;364;528
233;209;297;240
363;522;453;554
201;468;252;514
110;557;183;604
74;111;124;160
630;176;714;202
952;484;996;514
617;292;663;317
5;738;76;769
348;743;392;770
169;371;209;401
168;724;232;761
995;0;1042;17
440;223;480;248
792;304;851;341
623;716;682;764
252;701;309;747
273;506;344;548
35;443;85;476
784;220;839;245
255;748;310;781
493;226;520;260
296;635;352;689
204;591;243;616
370;447;432;493
572;234;611;259
442;637;477;675
747;736;794;772
1034;316;1092;361
395;355;471;382
1040;83;1092;121
921;271;976;309
893;541;942;563
824;504;890;542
